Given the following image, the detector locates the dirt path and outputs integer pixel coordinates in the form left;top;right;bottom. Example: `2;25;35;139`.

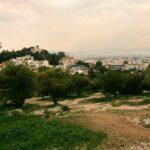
63;111;150;149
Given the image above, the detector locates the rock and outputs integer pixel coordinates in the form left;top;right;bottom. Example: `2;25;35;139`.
143;118;150;126
8;109;24;116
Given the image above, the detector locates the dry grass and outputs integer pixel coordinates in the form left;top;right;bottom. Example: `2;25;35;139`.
62;111;150;150
17;93;150;149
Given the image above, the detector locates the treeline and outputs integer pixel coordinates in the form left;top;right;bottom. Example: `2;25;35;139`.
0;47;65;65
0;64;149;108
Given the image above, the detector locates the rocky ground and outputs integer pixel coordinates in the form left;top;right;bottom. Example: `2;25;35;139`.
9;93;150;150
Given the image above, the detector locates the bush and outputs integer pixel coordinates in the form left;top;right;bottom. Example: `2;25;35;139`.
62;105;70;111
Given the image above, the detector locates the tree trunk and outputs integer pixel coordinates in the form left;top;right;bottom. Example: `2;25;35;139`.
16;99;24;108
53;98;57;106
114;92;117;98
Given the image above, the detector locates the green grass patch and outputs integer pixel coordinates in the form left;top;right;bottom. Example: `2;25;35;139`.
87;97;113;103
87;95;135;104
144;124;150;128
111;98;150;107
39;92;95;102
0;104;16;113
22;104;44;113
139;98;150;105
0;113;106;150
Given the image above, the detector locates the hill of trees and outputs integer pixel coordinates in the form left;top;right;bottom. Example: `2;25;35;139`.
0;47;65;65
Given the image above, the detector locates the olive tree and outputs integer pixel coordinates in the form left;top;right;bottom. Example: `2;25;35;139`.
100;71;124;97
38;69;71;105
119;73;144;95
0;64;36;107
143;71;150;91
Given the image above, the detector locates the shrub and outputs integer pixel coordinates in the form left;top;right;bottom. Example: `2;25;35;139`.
62;105;70;111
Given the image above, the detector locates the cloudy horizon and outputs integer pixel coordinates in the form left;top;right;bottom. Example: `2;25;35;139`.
0;0;150;56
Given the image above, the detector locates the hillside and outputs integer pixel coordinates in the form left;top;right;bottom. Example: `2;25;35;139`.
0;47;65;65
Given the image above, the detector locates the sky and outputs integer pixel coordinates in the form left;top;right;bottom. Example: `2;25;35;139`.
0;0;150;57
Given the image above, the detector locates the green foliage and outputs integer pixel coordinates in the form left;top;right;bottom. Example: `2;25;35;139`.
0;114;106;150
88;67;96;79
0;47;65;65
90;78;101;92
94;61;106;73
62;105;70;111
44;109;52;118
70;74;91;96
140;98;150;105
143;71;150;91
38;69;71;104
100;71;124;97
38;66;50;73
76;60;90;68
111;98;150;107
120;73;144;95
87;97;113;103
38;69;95;103
0;64;36;108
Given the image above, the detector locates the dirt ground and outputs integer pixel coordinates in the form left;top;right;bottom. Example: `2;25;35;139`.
26;93;150;150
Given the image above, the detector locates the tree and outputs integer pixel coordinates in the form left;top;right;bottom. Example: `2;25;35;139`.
123;61;128;65
0;64;36;107
76;61;90;68
70;75;91;96
90;78;101;92
58;52;65;58
94;61;106;73
100;71;124;97
0;47;65;65
88;67;95;79
119;73;144;95
142;69;150;91
38;69;71;105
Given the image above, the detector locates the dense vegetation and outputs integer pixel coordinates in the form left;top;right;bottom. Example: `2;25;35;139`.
0;47;65;65
0;63;150;108
0;64;36;107
0;113;106;150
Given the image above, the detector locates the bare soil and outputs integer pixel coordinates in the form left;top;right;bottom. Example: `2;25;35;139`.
26;93;150;150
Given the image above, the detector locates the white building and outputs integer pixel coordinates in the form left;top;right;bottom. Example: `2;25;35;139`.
31;45;42;53
59;55;77;69
69;66;89;75
11;55;52;71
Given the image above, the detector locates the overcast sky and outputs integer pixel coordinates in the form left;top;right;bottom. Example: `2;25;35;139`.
0;0;150;56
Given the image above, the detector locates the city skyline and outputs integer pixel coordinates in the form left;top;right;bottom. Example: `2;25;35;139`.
0;0;150;56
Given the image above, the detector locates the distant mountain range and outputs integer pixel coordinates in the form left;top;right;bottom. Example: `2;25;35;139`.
66;48;150;59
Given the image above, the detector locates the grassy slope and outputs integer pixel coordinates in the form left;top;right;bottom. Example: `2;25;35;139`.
0;113;106;150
